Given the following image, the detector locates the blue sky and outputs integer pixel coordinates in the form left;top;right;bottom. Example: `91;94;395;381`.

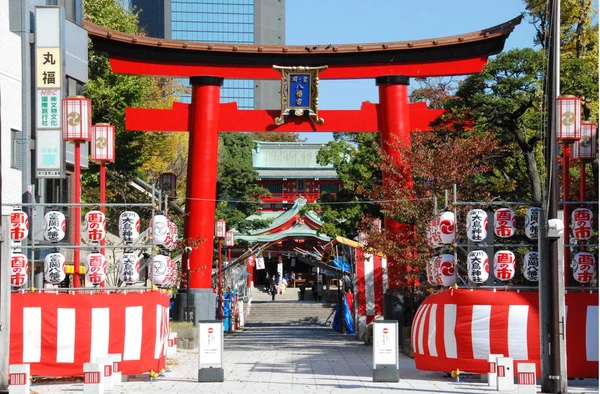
285;0;538;142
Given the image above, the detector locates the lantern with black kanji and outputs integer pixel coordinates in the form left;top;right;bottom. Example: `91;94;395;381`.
467;250;489;284
522;252;539;282
44;253;66;285
571;123;598;160
62;96;92;141
43;210;66;243
119;211;140;243
118;252;140;284
91;123;115;162
466;209;488;242
556;96;582;142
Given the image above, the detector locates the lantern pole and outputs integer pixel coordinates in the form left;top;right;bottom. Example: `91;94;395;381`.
562;144;570;287
218;237;223;320
579;161;585;201
73;141;82;288
99;161;106;288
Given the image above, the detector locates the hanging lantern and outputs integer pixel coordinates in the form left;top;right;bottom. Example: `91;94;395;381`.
150;255;169;286
438;254;456;287
151;215;169;246
91;123;115;162
493;250;516;281
524;207;542;240
164;257;177;288
225;231;235;247
467;250;489;284
571;208;593;240
494;208;516;238
427;217;442;248
9;210;29;242
572;252;596;284
118;253;140;284
556;96;582;142
43;211;66;243
62;96;92;141
119;211;141;243
84;210;106;242
571;123;598;160
85;253;107;285
246;255;256;267
215;220;226;239
44;253;66;284
466;209;488;242
430;256;441;285
438;211;455;245
10;253;28;288
522;252;539;282
164;220;179;250
256;256;265;270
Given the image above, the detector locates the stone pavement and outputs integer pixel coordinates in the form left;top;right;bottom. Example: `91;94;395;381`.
31;326;599;394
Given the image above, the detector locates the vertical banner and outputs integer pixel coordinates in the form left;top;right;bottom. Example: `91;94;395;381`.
35;7;65;178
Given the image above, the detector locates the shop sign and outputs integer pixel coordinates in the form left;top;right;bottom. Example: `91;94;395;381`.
198;321;223;367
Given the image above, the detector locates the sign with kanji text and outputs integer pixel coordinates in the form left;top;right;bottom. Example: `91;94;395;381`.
372;320;399;382
198;321;223;367
36;48;61;89
37;89;61;129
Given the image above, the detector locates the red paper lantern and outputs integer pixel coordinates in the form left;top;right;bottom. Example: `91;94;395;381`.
571;123;597;160
62;96;92;141
556;96;582;142
91;123;115;162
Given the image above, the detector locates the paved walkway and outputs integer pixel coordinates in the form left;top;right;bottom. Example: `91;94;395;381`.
31;326;599;393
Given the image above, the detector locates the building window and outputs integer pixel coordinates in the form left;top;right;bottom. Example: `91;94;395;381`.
265;183;282;194
297;179;305;192
320;184;339;193
11;129;20;169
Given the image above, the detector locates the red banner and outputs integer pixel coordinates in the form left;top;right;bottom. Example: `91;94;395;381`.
412;289;598;378
10;291;170;377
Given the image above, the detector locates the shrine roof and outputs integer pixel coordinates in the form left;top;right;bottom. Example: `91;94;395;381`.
253;141;336;179
83;16;521;79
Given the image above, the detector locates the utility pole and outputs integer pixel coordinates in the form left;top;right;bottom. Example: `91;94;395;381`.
539;0;567;392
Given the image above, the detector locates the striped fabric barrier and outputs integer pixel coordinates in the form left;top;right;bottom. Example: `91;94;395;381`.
355;249;388;338
10;291;170;377
411;289;598;378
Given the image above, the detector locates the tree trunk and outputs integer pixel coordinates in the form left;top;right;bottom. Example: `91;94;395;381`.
513;126;543;201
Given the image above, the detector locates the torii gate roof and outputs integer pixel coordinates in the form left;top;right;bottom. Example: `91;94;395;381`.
83;16;521;79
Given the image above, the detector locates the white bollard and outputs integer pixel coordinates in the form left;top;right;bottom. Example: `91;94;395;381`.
487;353;504;387
8;364;30;394
496;357;515;392
108;354;122;386
97;356;114;391
517;363;537;394
83;362;104;394
167;332;178;357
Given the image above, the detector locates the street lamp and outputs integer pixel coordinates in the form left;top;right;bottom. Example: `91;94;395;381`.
225;230;235;264
215;220;226;320
62;96;92;288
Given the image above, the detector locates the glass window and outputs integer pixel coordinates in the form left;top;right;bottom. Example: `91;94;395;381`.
265;184;282;194
11;129;20;169
321;184;340;193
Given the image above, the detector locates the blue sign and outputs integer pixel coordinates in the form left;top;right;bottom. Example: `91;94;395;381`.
289;74;311;108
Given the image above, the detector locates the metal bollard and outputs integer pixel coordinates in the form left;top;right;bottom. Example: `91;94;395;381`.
108;354;122;386
516;363;537;394
83;362;104;394
8;364;30;394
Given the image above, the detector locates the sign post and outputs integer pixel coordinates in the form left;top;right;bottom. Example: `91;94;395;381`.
372;320;399;382
198;321;224;382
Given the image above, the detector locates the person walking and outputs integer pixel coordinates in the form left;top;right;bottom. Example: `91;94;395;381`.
270;275;277;301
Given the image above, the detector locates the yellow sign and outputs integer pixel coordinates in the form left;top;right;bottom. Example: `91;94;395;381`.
36;47;61;89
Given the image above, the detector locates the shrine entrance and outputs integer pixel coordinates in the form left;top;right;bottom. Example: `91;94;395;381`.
85;16;521;320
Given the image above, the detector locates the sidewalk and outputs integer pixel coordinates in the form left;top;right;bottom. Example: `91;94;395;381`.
30;325;599;393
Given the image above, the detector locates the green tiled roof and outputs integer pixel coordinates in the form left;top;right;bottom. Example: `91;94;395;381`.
253;141;335;170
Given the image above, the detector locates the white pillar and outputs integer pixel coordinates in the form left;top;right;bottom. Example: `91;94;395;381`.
487;353;504;387
517;363;537;394
8;364;30;394
167;333;178;357
496;357;515;392
83;362;104;394
108;354;122;386
96;356;113;391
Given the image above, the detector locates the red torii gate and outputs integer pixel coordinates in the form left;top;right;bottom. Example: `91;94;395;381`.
85;16;520;318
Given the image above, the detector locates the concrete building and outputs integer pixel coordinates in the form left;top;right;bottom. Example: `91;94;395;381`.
130;0;285;109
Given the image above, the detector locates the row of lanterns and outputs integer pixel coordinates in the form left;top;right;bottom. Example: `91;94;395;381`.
426;207;594;247
426;250;596;287
556;96;597;159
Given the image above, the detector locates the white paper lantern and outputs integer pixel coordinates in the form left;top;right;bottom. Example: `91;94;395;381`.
85;253;107;285
44;253;66;284
571;123;598;160
118;252;140;284
91;123;115;162
62;96;92;141
439;254;456;287
522;252;539;282
524;207;542;240
572;252;596;284
43;211;66;243
467;250;489;284
571;208;593;241
84;210;106;242
151;215;169;246
430;255;442;285
151;255;169;286
119;211;141;243
10;253;28;288
494;208;516;238
9;211;29;241
426;257;435;285
493;250;516;281
427;216;442;248
438;211;456;245
466;209;488;242
164;220;179;251
556;96;582;141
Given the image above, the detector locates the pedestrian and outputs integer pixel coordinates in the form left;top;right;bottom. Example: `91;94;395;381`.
312;282;318;301
270;279;277;301
317;282;323;302
299;283;306;300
